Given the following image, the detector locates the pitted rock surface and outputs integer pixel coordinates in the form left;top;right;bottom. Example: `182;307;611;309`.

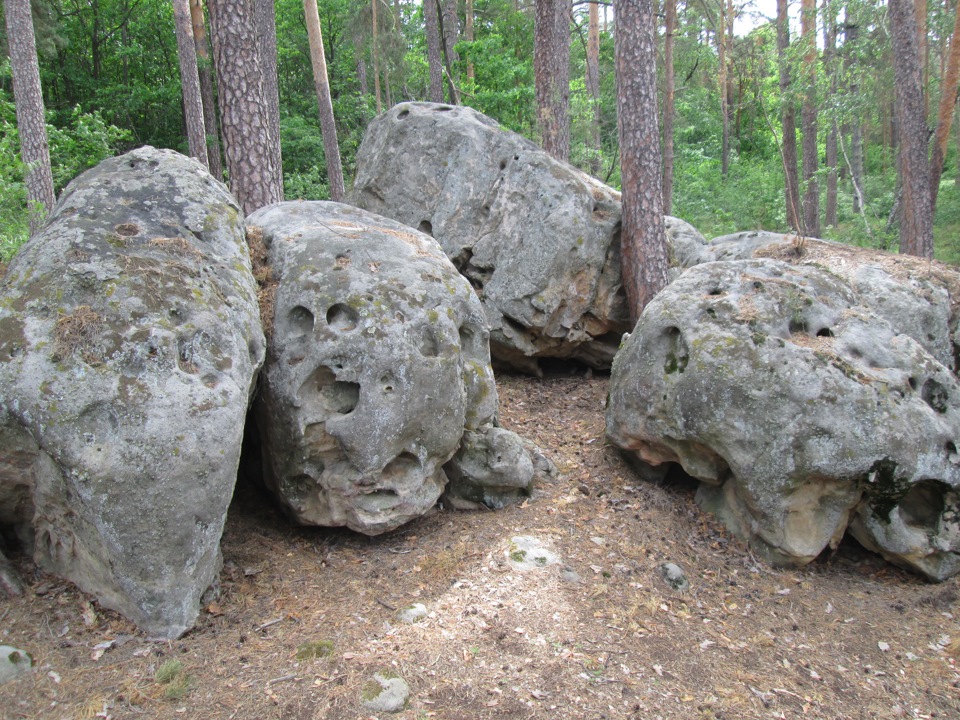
0;147;264;637
351;102;631;374
248;201;539;534
606;258;960;580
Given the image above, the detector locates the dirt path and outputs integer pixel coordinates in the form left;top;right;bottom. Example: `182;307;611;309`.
3;374;960;720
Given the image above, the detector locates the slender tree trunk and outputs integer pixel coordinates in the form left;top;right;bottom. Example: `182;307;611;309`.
917;0;928;116
777;0;801;231
844;3;865;213
823;0;838;227
436;0;460;103
372;0;383;111
586;0;602;176
466;0;475;82
662;0;676;212
189;0;223;178
207;0;284;213
304;0;345;201
424;0;444;102
534;0;571;161
442;0;459;73
800;0;820;237
4;0;55;233
889;0;934;257
930;0;960;210
173;0;208;167
616;0;668;323
256;0;283;176
717;12;730;177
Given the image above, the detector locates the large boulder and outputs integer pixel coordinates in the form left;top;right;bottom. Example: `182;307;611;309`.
0;147;264;637
247;201;543;534
606;258;960;580
351;102;631;374
686;233;960;373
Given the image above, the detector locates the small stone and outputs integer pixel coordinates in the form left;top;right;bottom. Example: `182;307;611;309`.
506;536;559;570
0;646;32;684
397;603;428;624
660;563;690;592
560;566;582;584
360;671;410;713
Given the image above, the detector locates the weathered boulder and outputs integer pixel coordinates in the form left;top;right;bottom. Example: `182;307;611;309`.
247;201;541;534
351;102;631;374
686;233;960;373
606;258;960;579
0;147;264;637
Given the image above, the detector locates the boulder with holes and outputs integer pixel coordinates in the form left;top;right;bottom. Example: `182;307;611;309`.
247;201;546;534
606;258;960;580
351;102;631;374
0;147;265;637
679;232;960;373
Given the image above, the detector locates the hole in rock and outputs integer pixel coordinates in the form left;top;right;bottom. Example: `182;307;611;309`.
115;223;141;237
452;247;473;273
382;452;421;483
708;288;723;296
434;106;453;112
816;328;834;338
297;365;360;415
788;319;808;334
947;441;958;457
908;377;918;390
326;303;359;332
897;480;948;529
379;372;398;394
499;160;508;171
922;378;949;414
662;326;689;375
459;325;478;355
418;220;433;236
418;327;440;357
397;109;410;119
288;306;315;337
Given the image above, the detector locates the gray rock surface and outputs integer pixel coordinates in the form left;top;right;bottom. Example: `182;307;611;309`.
443;426;534;509
351;102;631;373
248;201;541;534
361;671;410;713
0;645;32;685
606;258;960;579
686;233;960;373
660;562;690;592
0;147;264;637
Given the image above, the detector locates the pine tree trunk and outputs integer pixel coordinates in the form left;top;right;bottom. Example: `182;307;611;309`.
929;0;960;210
466;0;475;82
436;0;460;103
304;0;345;201
662;0;675;212
534;0;571;162
801;0;820;237
616;0;668;323
256;0;283;176
189;0;223;179
718;18;729;178
4;0;55;234
424;0;445;102
844;4;865;214
174;0;208;167
823;0;838;227
586;0;602;177
372;0;383;112
207;0;284;214
889;0;934;257
777;0;801;231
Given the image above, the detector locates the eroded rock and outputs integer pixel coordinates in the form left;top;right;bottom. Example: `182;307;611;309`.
606;258;960;579
248;201;541;534
351;102;631;373
0;147;264;637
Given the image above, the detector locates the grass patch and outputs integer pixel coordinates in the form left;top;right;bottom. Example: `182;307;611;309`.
154;659;193;700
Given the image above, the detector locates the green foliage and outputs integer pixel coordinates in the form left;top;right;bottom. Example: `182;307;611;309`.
47;106;131;191
154;659;193;700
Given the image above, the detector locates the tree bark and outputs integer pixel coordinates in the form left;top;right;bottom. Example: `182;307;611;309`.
929;0;960;210
304;0;345;201
823;0;838;227
616;0;668;323
717;8;730;177
662;0;675;212
800;0;820;237
189;0;223;178
843;3;865;214
4;0;56;234
889;0;934;257
466;0;475;82
207;0;284;214
586;0;602;176
256;0;283;175
535;0;571;161
436;0;460;103
372;0;383;112
173;0;208;167
777;0;801;232
424;0;445;102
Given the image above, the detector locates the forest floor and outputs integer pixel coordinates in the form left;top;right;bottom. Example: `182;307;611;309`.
3;372;960;720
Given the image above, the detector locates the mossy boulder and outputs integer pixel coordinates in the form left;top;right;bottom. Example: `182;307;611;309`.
607;258;960;580
0;147;264;637
248;201;542;534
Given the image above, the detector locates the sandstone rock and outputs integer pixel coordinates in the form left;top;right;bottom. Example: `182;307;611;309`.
606;258;960;579
361;671;410;713
0;646;31;685
0;147;264;636
351;102;631;373
443;426;534;509
248;201;539;534
688;233;960;373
